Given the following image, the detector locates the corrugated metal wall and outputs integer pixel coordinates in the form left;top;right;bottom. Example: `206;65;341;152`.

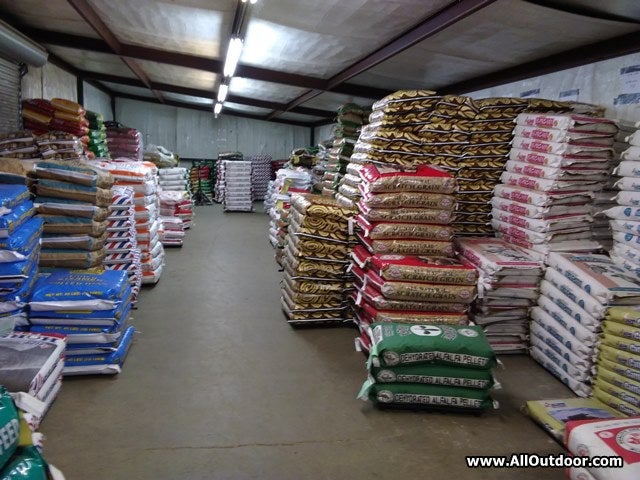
0;57;20;132
83;82;113;121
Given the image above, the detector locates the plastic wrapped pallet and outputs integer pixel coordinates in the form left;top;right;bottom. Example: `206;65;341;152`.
456;237;544;353
28;270;135;376
222;159;253;212
249;154;273;201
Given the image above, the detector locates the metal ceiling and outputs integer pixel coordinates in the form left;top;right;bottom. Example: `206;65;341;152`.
1;0;640;127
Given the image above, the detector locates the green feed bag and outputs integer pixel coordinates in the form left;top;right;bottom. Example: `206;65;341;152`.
369;363;494;389
0;388;20;471
0;447;47;480
606;306;640;328
358;379;495;410
368;323;496;369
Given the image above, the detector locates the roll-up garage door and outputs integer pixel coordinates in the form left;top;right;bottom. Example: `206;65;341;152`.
0;56;20;132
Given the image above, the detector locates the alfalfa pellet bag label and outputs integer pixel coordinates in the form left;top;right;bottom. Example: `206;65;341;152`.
368;323;496;369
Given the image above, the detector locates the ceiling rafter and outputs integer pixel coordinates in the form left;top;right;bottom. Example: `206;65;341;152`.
267;0;498;120
17;26;392;100
79;70;334;118
112;93;313;127
66;0;164;102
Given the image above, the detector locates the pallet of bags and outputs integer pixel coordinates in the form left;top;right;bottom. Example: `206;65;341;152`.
28;270;135;376
0;332;65;429
358;323;498;413
0;130;40;161
32;161;113;270
158;190;193;229
493;112;617;255
531;253;640;399
249;154;272;201
105;123;143;161
159;216;185;247
94;161;165;285
267;168;312;258
281;194;357;325
158;167;189;192
351;246;478;354
592;306;640;417
104;186;142;303
456;237;544;354
223;160;253;212
0;184;41;335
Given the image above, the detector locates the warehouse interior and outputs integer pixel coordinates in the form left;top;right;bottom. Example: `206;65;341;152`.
0;1;640;479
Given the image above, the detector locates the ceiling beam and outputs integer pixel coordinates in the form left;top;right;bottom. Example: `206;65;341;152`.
79;71;334;118
19;25;392;99
267;0;498;119
66;0;164;102
46;54;114;97
441;29;640;94
112;93;312;127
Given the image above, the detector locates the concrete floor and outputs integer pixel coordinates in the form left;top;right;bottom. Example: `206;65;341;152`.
41;205;573;480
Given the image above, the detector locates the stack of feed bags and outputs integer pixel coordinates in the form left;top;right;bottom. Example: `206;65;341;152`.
250;154;273;201
214;159;226;203
456;237;544;354
605;124;640;277
565;417;640;480
357;323;497;412
0;130;40;161
446;97;529;236
322;104;368;197
158;217;184;247
267;168;312;262
353;164;458;258
28;270;135;376
351;245;478;354
222;160;253;212
35;131;85;162
22;98;90;157
158;190;193;229
190;160;214;201
313;141;331;195
85;110;110;160
0;185;41;334
592;307;640;416
105;123;143;161
158;167;189;192
493;113;617;255
281;194;357;325
104;186;142;304
0;332;65;429
531;253;640;398
94;161;164;285
32;161;113;270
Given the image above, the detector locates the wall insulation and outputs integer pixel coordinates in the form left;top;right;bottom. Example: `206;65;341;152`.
0;57;20;132
116;98;310;159
314;123;335;144
83;82;112;121
21;62;76;101
466;51;640;123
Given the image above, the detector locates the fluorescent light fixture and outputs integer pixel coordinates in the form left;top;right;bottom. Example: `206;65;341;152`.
250;0;257;3
214;102;223;117
223;37;243;78
217;84;229;102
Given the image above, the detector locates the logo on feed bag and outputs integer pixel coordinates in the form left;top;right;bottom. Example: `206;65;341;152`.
410;325;442;336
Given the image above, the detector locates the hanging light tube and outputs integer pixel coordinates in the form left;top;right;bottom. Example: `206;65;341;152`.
214;102;223;118
217;84;229;103
223;37;243;78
